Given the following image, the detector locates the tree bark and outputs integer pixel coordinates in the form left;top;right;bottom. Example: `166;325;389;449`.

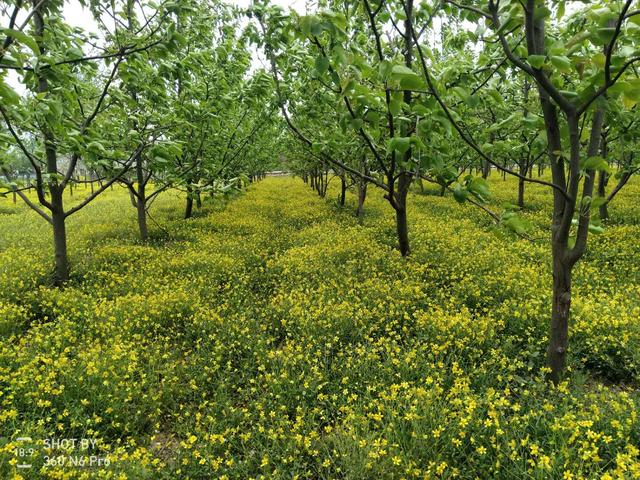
394;172;412;257
548;250;571;384
136;156;148;241
482;160;490;179
517;174;525;208
137;197;148;241
597;131;609;221
597;170;609;221
51;194;69;285
395;205;410;257
185;196;194;219
339;175;346;206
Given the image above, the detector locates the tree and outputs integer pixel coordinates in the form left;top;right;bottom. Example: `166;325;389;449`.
253;0;489;256
0;0;181;283
415;0;640;381
594;102;639;221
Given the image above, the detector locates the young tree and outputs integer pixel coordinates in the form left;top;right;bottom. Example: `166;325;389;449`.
0;0;177;283
411;0;640;381
253;0;486;255
594;104;639;220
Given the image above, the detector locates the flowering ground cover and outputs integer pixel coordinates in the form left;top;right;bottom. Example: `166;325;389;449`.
0;177;638;479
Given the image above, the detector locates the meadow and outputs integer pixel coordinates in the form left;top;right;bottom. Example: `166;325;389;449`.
0;176;639;479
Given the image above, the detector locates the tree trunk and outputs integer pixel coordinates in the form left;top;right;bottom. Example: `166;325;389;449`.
517;159;526;208
137;197;148;241
185;196;194;219
394;172;412;257
482;160;490;179
439;184;446;197
395;204;410;257
136;157;148;241
548;251;572;384
597;130;609;221
52;214;69;285
51;190;69;285
597;171;609;221
196;192;202;209
339;176;346;206
517;177;525;208
184;185;194;219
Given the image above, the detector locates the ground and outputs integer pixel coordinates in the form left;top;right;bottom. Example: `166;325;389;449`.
0;177;639;479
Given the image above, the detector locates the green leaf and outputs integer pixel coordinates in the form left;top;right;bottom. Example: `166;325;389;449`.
433;112;452;135
315;56;330;74
533;6;551;21
622;95;637;109
592;53;606;68
299;15;319;36
2;28;40;54
340;78;356;94
452;184;468;203
611;82;640;101
87;141;106;154
467;177;490;202
591;196;607;209
581;156;611;172
594;27;616;45
332;45;348;66
588;224;605;234
502;213;528;235
66;46;84;58
557;0;566;19
527;55;546;69
389;99;402;116
378;60;392;80
390;64;417;77
390;64;424;90
452;86;469;100
550;55;571;73
0;80;20;105
321;11;347;32
565;31;591;51
412;104;430;116
349;118;363;130
365;110;380;124
388;136;411;154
